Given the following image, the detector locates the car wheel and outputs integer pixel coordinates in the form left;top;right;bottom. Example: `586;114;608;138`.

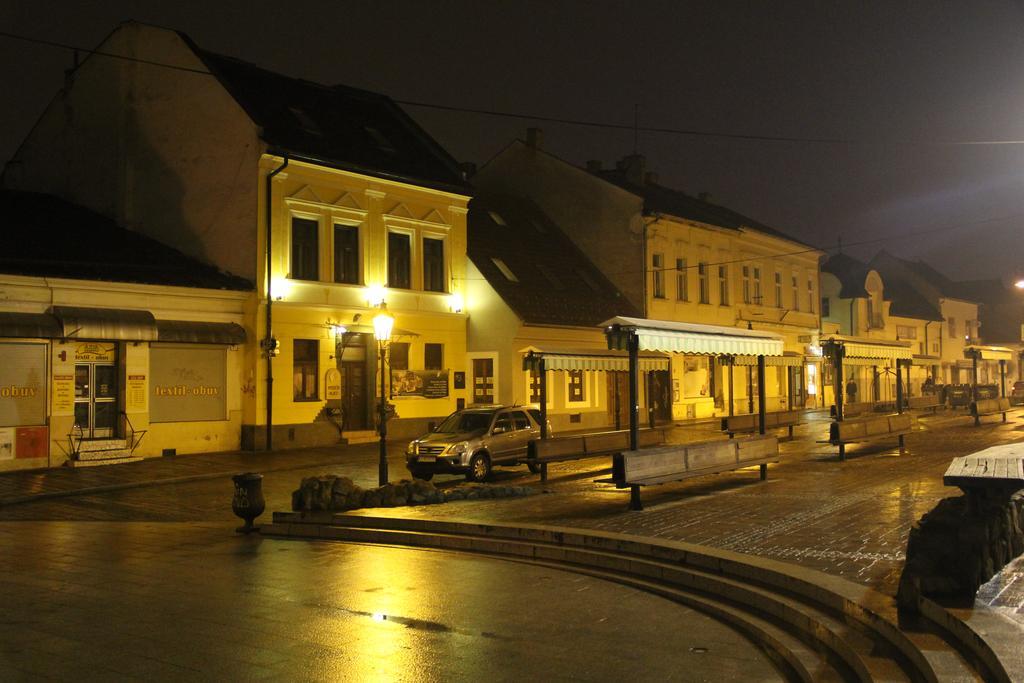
526;461;542;474
409;468;434;481
466;453;491;482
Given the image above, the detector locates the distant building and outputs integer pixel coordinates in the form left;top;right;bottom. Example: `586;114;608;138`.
4;21;472;454
0;190;249;470
475;131;824;419
466;193;659;432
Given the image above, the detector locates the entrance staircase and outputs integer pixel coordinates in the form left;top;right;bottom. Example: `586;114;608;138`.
69;438;141;467
342;430;379;445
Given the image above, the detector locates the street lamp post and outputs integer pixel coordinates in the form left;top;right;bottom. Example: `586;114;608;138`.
373;303;394;487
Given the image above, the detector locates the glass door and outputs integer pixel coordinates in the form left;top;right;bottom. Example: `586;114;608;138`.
74;363;118;438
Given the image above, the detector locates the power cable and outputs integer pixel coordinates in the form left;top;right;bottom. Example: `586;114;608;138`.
6;29;1024;147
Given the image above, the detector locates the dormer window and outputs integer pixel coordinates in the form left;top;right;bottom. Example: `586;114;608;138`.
491;257;518;282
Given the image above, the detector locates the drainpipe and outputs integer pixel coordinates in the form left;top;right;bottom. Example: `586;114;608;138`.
265;155;289;451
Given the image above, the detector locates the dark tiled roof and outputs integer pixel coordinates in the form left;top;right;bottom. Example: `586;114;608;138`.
882;276;944;321
595;169;813;248
821;252;871;299
186;40;470;194
467;195;640;327
0;191;253;291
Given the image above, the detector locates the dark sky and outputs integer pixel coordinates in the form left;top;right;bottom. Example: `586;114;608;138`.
3;1;1024;282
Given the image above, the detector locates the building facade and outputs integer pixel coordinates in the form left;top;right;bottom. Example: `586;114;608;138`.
5;22;472;453
475;133;823;420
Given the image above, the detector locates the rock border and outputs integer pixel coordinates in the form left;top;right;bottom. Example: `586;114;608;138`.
291;474;538;512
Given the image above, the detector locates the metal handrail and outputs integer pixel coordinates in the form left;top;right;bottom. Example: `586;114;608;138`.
120;411;147;454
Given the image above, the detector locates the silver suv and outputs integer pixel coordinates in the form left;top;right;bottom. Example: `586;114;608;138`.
405;406;544;482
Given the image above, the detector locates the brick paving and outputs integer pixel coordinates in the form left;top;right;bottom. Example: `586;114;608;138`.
4;407;1024;604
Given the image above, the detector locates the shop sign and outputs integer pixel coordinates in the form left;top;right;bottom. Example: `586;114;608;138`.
150;345;227;423
52;374;75;415
126;374;147;413
0;343;46;427
324;368;341;401
75;342;116;363
392;370;449;399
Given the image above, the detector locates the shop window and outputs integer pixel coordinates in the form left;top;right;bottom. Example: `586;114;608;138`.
698;262;709;304
387;231;412;289
333;224;360;285
424;343;444;371
652;253;665;299
568;370;585;402
718;265;729;305
291;217;319;281
293;339;319;401
675;258;688;301
423;237;445;292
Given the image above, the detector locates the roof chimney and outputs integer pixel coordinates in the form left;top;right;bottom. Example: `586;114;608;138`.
586;160;602;172
526;127;544;150
619;154;646;185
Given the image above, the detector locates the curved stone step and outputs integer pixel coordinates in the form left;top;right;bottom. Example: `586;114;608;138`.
267;514;953;681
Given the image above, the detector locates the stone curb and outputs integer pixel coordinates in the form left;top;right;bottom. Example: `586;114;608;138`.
0;458;356;508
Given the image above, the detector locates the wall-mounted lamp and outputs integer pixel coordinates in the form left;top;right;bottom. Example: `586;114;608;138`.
365;284;386;307
449;292;464;313
1015;279;1024;290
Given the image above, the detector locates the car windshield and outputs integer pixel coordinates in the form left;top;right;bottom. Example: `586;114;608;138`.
434;412;493;433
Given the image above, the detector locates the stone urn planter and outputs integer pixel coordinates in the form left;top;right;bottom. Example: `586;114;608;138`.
232;472;265;534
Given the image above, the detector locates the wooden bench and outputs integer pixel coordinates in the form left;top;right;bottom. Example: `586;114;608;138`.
825;413;914;461
526;427;667;481
970;397;1011;426
829;402;876;419
907;395;942;412
606;435;779;510
721;410;801;439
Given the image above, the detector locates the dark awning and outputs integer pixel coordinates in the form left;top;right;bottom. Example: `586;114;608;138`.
0;311;63;338
156;320;247;344
50;306;158;341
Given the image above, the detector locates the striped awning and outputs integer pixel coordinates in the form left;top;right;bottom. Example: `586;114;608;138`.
824;336;913;360
602;316;784;357
521;346;670;372
964;345;1014;362
732;352;805;367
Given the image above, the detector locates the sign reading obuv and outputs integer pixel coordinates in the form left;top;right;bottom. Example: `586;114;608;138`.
0;343;46;427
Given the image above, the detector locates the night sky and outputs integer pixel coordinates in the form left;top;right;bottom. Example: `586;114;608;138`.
3;1;1024;282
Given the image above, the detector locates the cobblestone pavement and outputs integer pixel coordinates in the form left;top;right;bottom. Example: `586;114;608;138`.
0;522;774;681
4;407;1024;623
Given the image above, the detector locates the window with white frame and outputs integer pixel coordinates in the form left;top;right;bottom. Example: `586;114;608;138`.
752;267;762;304
807;277;816;313
698;262;710;304
387;231;412;289
792;273;800;311
333;224;359;285
676;258;688;301
422;237;445;292
568;370;585;402
652;253;666;299
774;271;783;307
718;265;729;305
742;266;751;303
291;216;319;281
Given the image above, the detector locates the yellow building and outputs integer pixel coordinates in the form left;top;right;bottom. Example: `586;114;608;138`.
475;135;824;421
5;22;472;455
0;191;249;471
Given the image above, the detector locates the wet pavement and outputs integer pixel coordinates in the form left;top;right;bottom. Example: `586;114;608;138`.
0;522;777;681
3;406;1024;677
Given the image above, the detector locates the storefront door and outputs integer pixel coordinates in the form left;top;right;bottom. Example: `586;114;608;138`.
74;362;118;438
341;361;367;430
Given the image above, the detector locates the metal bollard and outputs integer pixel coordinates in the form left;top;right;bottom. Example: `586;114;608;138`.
232;472;265;534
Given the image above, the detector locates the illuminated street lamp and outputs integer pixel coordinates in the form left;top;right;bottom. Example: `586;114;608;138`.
1014;279;1024;290
373;303;395;486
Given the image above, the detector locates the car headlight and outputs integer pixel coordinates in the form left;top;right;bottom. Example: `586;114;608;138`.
406;442;416;455
445;442;468;455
